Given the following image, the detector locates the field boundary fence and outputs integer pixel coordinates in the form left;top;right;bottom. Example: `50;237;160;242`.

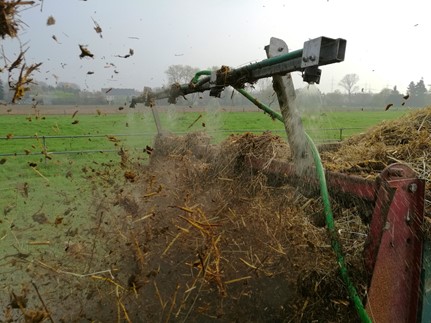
0;127;364;158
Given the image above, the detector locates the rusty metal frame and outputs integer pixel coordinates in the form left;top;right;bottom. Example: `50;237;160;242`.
248;158;425;322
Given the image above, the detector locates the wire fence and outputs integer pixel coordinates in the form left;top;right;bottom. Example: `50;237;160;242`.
0;127;364;158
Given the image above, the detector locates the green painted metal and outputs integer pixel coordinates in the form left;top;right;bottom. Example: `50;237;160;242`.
235;88;282;121
191;70;211;84
240;49;302;71
191;49;302;85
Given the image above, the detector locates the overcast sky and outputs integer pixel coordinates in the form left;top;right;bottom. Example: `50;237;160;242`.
3;0;430;94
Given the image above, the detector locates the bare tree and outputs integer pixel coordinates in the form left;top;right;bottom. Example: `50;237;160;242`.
339;73;359;104
165;64;199;84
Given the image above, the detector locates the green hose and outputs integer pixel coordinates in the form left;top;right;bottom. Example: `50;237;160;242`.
305;132;372;323
234;88;372;323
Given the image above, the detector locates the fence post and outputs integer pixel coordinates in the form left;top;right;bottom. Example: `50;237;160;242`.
42;136;47;164
339;128;343;141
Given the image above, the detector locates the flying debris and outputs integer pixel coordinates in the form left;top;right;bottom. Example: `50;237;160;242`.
115;54;130;59
144;145;153;155
385;103;394;111
403;94;410;100
8;50;26;72
0;0;36;38
10;62;43;103
52;35;60;43
52;74;59;84
105;88;112;93
91;17;102;38
115;49;134;59
79;45;94;58
128;36;139;39
46;15;55;26
87;71;94;75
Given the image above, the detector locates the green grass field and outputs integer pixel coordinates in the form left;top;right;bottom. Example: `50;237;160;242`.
0;108;407;152
0;107;412;310
0;107;409;216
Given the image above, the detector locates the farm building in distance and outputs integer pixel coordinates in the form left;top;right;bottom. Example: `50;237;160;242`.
102;88;141;105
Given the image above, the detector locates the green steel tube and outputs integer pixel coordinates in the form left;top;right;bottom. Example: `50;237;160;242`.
192;70;211;84
235;88;281;121
191;49;302;85
238;49;302;72
237;89;372;323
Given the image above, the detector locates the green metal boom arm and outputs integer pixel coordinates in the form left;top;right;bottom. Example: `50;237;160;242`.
130;36;346;107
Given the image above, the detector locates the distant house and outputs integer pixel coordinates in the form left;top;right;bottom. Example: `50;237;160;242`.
101;88;140;105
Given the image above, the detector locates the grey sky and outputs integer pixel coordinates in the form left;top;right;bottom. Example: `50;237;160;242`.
4;0;430;94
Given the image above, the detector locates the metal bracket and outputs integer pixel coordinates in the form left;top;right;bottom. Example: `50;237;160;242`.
300;37;346;84
302;66;322;84
302;37;346;68
209;68;226;98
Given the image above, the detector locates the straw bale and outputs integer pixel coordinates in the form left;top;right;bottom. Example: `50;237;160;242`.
321;106;431;221
0;0;34;39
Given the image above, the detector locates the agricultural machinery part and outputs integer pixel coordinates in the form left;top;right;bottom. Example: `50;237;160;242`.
248;157;425;322
133;36;427;322
131;36;345;168
364;164;424;322
264;37;310;172
131;37;345;106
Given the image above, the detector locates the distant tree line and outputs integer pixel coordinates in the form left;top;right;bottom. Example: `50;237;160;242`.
1;66;430;109
0;80;140;105
329;73;430;108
